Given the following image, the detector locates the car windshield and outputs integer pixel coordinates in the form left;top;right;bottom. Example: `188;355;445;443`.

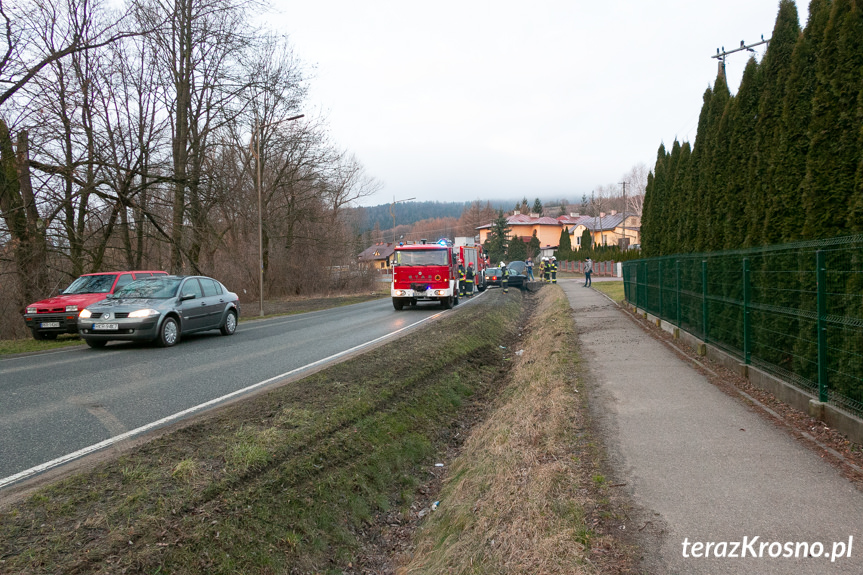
395;249;449;266
62;274;116;294
486;268;502;275
113;277;182;299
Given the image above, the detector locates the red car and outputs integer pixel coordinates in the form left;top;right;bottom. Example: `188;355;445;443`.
23;271;168;340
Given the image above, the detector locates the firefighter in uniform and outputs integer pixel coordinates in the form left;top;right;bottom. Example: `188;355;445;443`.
458;260;466;298
543;257;550;283
551;256;557;284
465;263;475;297
501;262;509;293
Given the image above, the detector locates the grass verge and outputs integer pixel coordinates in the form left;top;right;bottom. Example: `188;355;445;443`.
399;286;635;574
0;334;84;355
591;280;625;304
0;291;523;574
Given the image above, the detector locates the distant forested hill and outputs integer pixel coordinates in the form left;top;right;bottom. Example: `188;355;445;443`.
348;201;484;233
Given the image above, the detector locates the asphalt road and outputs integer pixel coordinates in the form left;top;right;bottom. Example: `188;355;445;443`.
563;280;863;574
0;296;471;487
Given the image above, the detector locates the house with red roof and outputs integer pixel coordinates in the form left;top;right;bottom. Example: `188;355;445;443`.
477;211;640;253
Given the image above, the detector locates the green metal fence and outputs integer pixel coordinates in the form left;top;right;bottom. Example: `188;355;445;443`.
622;235;863;418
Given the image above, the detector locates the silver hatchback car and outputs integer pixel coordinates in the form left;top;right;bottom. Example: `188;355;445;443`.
78;275;240;348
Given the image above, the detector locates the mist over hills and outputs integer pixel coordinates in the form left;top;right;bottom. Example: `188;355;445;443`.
349;198;572;234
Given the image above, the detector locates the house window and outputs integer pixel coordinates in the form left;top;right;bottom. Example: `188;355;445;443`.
576;236;581;246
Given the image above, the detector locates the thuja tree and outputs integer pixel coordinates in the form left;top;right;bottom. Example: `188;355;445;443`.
527;231;541;259
640;0;863;255
557;226;572;257
753;0;800;246
581;229;592;251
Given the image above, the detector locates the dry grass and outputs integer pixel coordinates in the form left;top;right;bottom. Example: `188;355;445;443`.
399;287;598;574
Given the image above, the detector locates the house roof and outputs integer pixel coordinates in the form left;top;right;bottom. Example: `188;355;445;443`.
568;213;630;233
476;213;574;230
476;212;638;233
358;242;395;261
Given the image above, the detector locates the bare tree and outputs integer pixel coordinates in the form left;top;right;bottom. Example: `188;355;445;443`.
0;0;138;305
135;0;256;273
457;200;496;238
622;162;648;215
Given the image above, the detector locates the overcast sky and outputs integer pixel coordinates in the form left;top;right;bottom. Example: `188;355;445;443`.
270;1;807;208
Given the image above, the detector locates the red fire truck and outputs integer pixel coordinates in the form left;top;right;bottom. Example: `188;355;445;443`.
391;239;459;310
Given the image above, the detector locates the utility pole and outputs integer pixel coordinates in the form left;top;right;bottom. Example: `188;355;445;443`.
619;180;627;249
712;36;770;78
252;113;304;317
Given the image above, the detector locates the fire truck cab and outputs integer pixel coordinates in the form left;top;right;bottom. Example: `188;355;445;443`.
391;239;459;310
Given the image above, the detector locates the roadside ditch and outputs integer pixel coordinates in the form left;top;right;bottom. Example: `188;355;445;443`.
0;287;638;574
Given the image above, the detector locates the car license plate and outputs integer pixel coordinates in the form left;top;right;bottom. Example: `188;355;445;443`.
40;322;60;328
92;323;119;330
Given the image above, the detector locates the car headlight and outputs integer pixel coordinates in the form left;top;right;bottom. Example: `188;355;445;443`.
128;309;159;318
27;307;37;314
79;309;92;319
65;305;78;312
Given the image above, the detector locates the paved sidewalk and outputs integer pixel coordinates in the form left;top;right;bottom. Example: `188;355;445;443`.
560;279;863;574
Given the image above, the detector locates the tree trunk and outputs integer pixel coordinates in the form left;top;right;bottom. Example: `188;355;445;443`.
0;125;49;306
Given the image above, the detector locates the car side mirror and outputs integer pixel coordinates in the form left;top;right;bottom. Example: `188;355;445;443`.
180;293;196;301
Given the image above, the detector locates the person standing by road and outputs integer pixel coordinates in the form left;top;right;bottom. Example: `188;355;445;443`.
583;257;593;287
526;257;534;281
550;256;557;284
465;263;475;297
501;263;509;293
458;260;466;297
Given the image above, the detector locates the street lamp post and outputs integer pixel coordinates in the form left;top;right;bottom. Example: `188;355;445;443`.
253;113;304;317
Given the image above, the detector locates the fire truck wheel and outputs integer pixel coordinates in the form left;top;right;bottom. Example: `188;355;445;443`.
440;296;454;309
393;298;404;311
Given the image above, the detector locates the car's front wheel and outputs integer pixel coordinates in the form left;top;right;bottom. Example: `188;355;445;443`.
220;310;237;336
157;316;180;347
85;339;107;349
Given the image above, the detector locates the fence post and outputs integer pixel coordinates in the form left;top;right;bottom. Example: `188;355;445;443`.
702;260;709;343
658;260;664;319
643;261;648;311
816;250;828;403
743;258;751;365
676;259;681;328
